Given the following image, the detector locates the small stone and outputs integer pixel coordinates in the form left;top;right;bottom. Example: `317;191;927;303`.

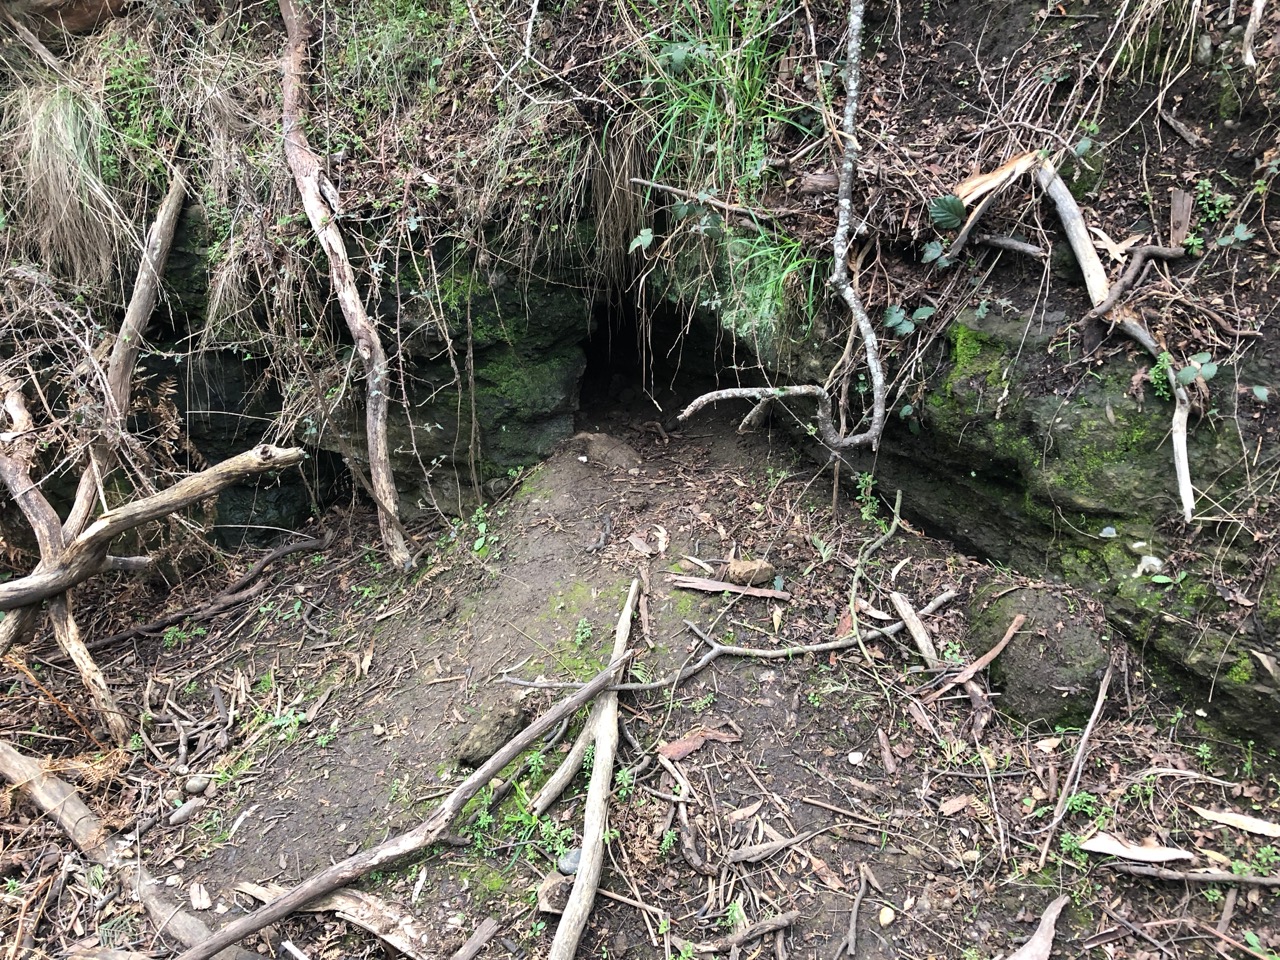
184;776;211;795
1099;526;1117;538
848;751;866;767
1195;32;1214;63
879;906;897;927
725;558;776;586
557;848;582;875
168;798;205;826
537;871;574;914
456;703;528;767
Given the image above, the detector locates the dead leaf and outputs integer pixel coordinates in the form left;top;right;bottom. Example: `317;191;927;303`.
657;726;741;761
1089;227;1144;262
836;609;852;637
653;524;669;554
940;794;974;817
807;851;846;890
189;882;212;911
1192;805;1280;837
1251;650;1277;682
1007;895;1070;960
627;534;655;557
1079;832;1193;863
854;597;895;620
726;798;764;824
1034;737;1062;753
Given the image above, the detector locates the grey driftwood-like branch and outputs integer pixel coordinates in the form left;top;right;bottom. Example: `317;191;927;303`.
678;0;885;454
0;173;187;741
0;444;305;611
279;0;412;571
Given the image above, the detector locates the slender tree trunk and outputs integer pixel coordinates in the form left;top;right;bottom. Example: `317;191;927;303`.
278;0;413;570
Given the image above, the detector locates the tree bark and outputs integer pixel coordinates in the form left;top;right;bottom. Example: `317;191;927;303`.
278;0;412;570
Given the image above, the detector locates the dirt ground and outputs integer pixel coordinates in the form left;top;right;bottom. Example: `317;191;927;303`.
6;400;1280;960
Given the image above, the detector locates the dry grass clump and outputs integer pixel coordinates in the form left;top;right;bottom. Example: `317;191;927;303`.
5;82;133;287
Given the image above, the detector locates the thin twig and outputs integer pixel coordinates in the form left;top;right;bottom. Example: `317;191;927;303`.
1034;658;1114;866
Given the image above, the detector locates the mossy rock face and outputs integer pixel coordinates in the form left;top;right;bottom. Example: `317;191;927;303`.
972;583;1109;727
321;252;590;516
820;301;1280;746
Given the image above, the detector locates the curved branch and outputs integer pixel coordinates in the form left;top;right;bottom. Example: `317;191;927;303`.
827;0;886;451
0;445;304;610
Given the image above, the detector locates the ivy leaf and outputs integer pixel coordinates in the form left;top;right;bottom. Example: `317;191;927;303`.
1073;137;1093;156
628;228;654;254
899;403;915;418
928;194;967;230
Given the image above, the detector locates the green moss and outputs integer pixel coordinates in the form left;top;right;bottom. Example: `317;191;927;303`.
1224;655;1253;686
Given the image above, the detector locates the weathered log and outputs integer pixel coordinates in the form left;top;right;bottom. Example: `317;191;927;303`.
0;740;257;960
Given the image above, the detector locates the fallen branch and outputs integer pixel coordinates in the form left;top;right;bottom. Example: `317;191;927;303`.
1035;658;1115;868
629;178;797;224
0;740;256;960
237;882;432;959
90;534;331;651
279;0;411;570
174;654;633;960
0;445;305;610
677;385;861;460
1102;863;1280;887
671;910;801;955
502;590;957;694
1035;159;1196;521
1243;0;1267;68
451;918;502;960
548;580;639;960
922;614;1025;705
1085;245;1185;319
1111;315;1195;521
666;573;791;600
1034;158;1111;305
